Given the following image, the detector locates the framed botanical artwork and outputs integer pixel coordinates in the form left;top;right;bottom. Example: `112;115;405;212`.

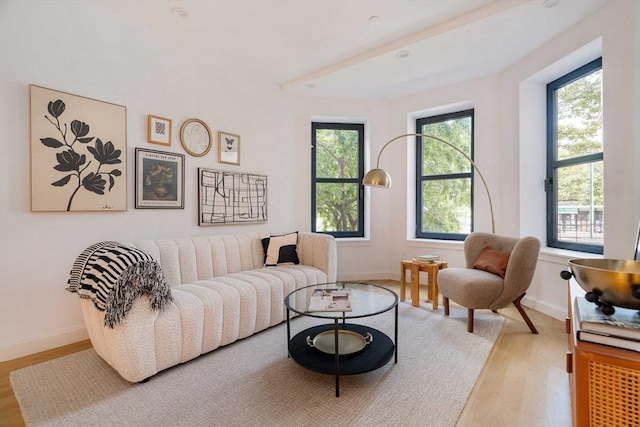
30;84;127;212
135;148;185;209
180;118;212;157
147;115;172;145
198;168;266;225
218;131;240;165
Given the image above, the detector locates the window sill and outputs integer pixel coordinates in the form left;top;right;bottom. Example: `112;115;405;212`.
539;247;603;266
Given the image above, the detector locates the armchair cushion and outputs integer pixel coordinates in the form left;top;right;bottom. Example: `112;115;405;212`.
472;246;510;278
438;268;504;308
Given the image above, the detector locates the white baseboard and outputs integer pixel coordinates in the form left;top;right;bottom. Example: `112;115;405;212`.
521;295;567;321
0;325;88;362
337;272;396;282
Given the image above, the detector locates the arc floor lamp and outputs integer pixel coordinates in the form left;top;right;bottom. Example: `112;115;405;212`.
362;133;496;233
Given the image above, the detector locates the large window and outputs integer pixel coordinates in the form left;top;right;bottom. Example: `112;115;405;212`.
311;122;364;238
416;110;474;240
546;58;603;253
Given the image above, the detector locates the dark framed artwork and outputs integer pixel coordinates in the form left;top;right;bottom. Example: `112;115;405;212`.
30;84;127;211
218;131;240;165
135;148;184;209
147;114;172;146
198;168;267;225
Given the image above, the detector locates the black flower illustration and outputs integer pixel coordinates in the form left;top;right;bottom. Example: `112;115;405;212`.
82;172;106;195
41;98;123;211
47;100;65;118
87;139;121;165
70;120;94;144
54;150;86;172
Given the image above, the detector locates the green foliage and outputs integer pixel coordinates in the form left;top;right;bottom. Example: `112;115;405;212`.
556;69;603;206
315;183;358;232
422;119;471;175
419;117;472;233
557;162;603;206
315;129;360;232
315;129;358;178
557;70;602;159
421;179;471;233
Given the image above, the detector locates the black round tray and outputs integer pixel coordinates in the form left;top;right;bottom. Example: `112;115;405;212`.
288;323;394;375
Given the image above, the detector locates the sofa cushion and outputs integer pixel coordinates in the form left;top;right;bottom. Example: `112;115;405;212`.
261;232;300;266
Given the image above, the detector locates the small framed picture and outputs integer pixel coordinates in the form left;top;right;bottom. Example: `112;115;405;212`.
218;131;240;165
147;115;172;145
180;118;212;157
135;148;184;209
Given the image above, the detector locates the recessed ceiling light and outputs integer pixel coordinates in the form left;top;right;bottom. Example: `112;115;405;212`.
541;0;559;8
396;50;409;58
172;7;187;17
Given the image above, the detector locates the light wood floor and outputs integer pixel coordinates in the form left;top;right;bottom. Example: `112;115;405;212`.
0;280;571;427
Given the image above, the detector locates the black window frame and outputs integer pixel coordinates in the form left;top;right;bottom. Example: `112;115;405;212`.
311;122;365;238
415;109;475;241
546;57;603;254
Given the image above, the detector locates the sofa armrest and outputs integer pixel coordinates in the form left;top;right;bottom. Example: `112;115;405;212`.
297;232;337;282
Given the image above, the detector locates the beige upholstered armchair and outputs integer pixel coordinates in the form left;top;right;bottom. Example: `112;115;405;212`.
438;232;541;333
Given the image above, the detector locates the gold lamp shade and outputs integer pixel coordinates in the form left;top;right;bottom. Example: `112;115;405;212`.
362;168;392;188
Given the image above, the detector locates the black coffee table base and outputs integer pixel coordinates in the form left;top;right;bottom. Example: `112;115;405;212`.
288;322;396;396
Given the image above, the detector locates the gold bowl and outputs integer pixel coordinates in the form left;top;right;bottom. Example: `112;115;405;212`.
565;259;640;310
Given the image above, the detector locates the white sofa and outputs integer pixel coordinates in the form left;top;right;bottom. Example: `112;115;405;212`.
78;232;337;382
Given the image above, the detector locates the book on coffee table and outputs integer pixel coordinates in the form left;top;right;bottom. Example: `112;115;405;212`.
308;289;352;312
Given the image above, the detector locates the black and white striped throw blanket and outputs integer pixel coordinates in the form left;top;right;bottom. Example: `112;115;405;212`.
66;241;172;328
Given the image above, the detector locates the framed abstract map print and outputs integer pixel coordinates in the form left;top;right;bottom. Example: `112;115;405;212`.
198;168;267;225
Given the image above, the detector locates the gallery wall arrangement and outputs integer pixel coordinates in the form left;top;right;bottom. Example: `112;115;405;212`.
30;85;127;212
30;83;255;221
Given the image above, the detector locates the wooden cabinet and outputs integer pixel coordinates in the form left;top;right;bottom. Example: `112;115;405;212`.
566;280;640;427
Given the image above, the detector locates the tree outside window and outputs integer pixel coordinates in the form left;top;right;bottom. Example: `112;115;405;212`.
416;110;474;240
311;122;364;238
547;58;603;253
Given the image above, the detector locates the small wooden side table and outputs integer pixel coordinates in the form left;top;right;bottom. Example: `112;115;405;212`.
400;260;448;310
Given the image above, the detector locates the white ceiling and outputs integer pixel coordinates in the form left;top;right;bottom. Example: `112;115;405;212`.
106;0;609;99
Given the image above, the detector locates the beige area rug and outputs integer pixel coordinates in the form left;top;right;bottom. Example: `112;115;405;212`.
11;303;504;427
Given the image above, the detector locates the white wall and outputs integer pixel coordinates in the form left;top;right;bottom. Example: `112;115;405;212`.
1;0;638;361
0;1;299;360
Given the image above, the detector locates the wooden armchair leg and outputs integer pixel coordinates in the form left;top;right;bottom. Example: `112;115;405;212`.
443;297;450;316
513;293;538;334
467;309;474;333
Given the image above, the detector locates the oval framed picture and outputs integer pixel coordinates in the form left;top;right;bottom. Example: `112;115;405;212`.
180;118;212;157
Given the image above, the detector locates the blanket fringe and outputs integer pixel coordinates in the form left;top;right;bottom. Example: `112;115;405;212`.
104;261;172;328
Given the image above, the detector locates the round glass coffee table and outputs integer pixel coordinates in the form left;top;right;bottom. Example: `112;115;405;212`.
284;282;398;397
